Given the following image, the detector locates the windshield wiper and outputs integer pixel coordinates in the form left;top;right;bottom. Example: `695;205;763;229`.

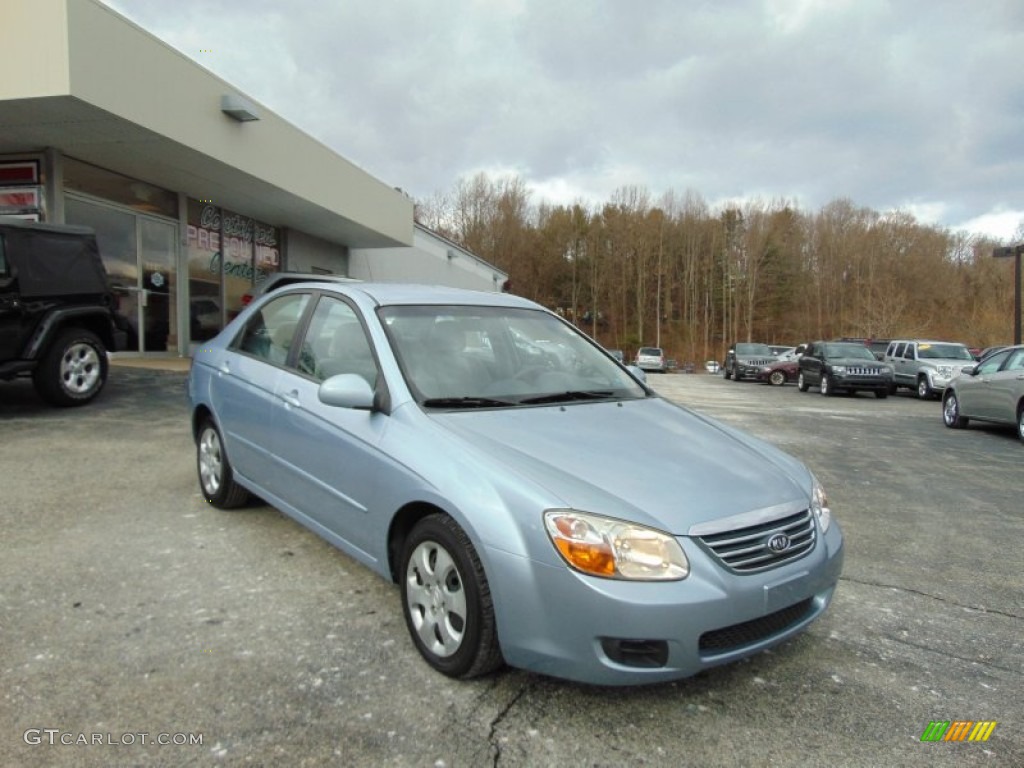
421;396;517;409
518;390;616;405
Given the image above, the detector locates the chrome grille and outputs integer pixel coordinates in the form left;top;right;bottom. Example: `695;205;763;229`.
697;508;815;572
744;358;774;367
846;366;882;376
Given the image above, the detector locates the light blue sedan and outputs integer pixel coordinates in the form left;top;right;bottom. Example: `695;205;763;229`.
188;283;843;685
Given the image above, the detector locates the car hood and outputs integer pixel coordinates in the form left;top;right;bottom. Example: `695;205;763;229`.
430;397;810;535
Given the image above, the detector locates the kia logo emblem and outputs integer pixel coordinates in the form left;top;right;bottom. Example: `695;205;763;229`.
767;533;791;553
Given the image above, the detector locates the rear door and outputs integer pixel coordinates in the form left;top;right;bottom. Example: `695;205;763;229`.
212;291;312;493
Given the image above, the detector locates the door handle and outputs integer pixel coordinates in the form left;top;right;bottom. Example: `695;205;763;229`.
281;390;301;408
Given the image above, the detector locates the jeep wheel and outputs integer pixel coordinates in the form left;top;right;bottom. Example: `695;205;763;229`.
917;377;934;400
769;370;786;386
797;372;809;392
33;328;108;406
723;367;732;380
820;374;834;396
943;392;968;429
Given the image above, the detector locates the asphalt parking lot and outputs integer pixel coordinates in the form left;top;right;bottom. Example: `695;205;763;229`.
1;366;1021;767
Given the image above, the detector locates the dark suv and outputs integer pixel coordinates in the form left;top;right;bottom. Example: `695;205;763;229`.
0;218;127;406
797;341;893;398
723;342;776;381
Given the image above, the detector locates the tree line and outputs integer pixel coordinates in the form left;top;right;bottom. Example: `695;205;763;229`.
415;173;1021;364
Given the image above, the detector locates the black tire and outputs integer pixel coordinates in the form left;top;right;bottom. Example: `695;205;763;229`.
33;328;108;406
769;370;786;386
943;392;968;429
196;419;249;508
723;367;732;380
797;371;809;392
401;514;503;679
875;389;888;399
917;377;933;400
1017;404;1024;444
820;374;834;397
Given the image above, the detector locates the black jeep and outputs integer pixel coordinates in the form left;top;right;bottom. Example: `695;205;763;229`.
0;218;128;406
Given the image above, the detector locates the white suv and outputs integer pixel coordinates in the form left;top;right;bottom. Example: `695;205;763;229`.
634;346;666;373
883;340;975;399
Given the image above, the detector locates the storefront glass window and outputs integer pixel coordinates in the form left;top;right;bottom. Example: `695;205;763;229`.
64;157;178;219
186;199;280;342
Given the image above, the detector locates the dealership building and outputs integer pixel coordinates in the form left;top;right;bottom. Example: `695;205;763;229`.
0;0;506;357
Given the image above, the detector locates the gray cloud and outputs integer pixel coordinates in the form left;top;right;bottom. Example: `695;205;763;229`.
102;0;1024;239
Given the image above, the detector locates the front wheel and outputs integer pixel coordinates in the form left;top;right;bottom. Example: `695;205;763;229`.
917;377;934;400
197;420;249;508
33;328;108;406
401;514;503;679
943;392;968;428
820;374;834;396
1018;405;1024;444
797;371;809;392
769;370;786;386
723;367;732;380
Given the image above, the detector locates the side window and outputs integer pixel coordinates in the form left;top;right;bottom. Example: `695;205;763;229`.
891;343;904;358
1007;350;1024;372
978;351;1010;375
0;234;7;276
233;293;310;365
296;296;377;386
902;344;915;360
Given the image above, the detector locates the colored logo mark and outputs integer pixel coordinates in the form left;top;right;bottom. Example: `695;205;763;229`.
921;720;997;742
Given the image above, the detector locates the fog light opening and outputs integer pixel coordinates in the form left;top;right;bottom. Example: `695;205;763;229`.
600;638;669;668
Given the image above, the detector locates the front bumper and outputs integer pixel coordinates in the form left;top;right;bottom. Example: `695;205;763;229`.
831;373;892;390
485;521;844;685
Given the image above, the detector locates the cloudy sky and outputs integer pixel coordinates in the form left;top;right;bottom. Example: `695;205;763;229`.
101;0;1023;240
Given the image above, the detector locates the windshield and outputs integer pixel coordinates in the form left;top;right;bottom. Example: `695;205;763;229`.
379;305;648;406
735;343;773;356
918;343;973;360
825;343;875;360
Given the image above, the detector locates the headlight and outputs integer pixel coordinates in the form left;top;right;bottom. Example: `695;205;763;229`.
543;510;689;580
811;477;831;533
831;365;846;374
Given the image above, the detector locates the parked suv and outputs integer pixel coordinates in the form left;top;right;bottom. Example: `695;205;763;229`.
797;341;893;398
883;339;975;399
0;218;127;406
724;342;775;381
634;346;666;373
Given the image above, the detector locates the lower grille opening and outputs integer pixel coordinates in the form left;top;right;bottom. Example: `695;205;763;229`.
699;598;815;655
600;638;669;668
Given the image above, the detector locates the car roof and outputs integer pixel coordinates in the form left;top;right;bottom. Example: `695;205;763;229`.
273;281;542;310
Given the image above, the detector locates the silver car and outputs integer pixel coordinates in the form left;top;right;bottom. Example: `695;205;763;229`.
942;345;1024;443
187;283;843;685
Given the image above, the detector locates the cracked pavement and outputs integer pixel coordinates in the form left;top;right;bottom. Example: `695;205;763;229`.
0;366;1020;766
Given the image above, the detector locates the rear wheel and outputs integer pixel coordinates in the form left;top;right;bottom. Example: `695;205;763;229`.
401;514;503;679
942;392;968;429
33;328;108;406
197;419;249;508
769;370;786;386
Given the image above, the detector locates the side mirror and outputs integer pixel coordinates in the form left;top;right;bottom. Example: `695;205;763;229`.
318;374;375;410
627;365;647;384
961;365;978;376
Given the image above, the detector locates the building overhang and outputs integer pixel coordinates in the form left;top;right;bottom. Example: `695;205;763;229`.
0;0;414;249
